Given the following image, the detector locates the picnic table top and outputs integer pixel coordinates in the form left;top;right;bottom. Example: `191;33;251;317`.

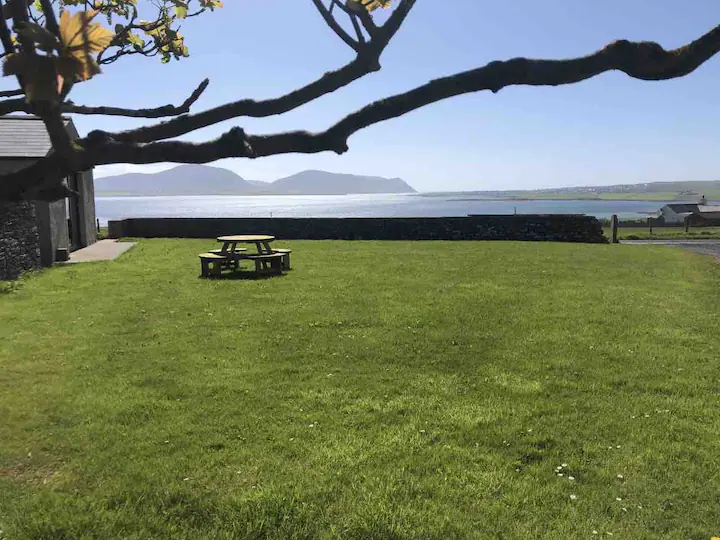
217;235;275;242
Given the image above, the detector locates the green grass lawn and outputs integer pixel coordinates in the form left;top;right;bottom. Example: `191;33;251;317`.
1;240;719;539
604;226;720;240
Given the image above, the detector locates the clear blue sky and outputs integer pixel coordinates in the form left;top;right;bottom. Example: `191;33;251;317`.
8;1;720;191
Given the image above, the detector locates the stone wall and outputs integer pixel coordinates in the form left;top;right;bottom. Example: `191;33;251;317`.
0;202;41;280
109;215;607;243
78;170;97;247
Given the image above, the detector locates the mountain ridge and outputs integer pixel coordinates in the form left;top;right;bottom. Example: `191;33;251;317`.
95;165;416;196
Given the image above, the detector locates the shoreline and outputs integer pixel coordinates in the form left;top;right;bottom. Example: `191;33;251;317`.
95;193;677;203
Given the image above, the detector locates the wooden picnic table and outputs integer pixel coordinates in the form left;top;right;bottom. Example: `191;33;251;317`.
217;235;275;255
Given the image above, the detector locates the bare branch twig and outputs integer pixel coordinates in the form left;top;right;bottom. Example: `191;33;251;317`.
3;5;717;203
104;0;417;144
310;0;359;52
62;78;210;117
39;0;59;36
0;88;24;98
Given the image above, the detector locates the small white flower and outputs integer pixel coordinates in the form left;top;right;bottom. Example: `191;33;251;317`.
527;429;533;432
308;424;315;428
557;473;564;477
562;463;568;467
637;505;643;509
622;507;627;512
592;531;598;535
617;474;624;479
616;445;621;449
568;476;575;480
616;497;622;501
644;414;650;418
183;477;189;481
570;494;577;500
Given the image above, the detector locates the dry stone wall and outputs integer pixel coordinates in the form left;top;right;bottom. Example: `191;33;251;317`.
0;202;41;280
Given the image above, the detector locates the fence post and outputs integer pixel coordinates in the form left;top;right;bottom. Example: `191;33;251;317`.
611;214;619;243
685;216;690;233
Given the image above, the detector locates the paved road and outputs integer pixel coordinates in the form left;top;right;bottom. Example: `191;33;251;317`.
621;239;720;256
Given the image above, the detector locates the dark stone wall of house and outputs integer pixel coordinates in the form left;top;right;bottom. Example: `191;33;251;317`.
78;169;97;247
0;202;41;280
35;200;70;266
109;215;607;243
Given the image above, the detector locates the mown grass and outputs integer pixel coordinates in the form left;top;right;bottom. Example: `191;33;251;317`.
1;240;719;539
604;226;720;240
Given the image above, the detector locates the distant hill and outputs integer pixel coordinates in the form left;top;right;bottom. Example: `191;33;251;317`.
95;164;256;196
271;170;415;195
422;180;720;202
95;165;416;196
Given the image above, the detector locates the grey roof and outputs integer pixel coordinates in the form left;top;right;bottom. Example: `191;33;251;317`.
664;203;720;215
0;115;73;158
665;203;699;213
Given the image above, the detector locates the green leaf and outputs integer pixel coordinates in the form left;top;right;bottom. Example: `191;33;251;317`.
127;32;145;50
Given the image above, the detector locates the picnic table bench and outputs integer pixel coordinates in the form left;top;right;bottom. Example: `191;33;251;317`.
242;252;284;276
198;235;291;278
198;252;237;277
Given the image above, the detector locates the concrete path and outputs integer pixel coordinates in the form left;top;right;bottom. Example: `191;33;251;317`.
62;239;136;264
621;239;720;257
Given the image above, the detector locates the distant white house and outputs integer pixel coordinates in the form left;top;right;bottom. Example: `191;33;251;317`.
660;196;720;225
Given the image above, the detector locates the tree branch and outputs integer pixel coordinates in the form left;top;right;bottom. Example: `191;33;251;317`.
101;20;720;167
2;14;719;202
0;97;30;114
0;78;209;117
10;0;34;52
62;78;210;117
38;0;59;37
347;8;366;45
310;0;359;52
11;0;76;165
0;3;15;54
0;88;24;97
103;0;417;145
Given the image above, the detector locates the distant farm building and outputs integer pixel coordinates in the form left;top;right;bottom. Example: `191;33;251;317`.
660;198;720;225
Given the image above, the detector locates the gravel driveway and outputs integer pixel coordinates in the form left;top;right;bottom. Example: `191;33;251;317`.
621;239;720;257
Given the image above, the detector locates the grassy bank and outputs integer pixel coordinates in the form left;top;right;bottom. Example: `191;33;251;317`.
1;240;719;538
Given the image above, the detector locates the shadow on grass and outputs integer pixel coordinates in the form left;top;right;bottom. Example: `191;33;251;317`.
198;272;289;281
